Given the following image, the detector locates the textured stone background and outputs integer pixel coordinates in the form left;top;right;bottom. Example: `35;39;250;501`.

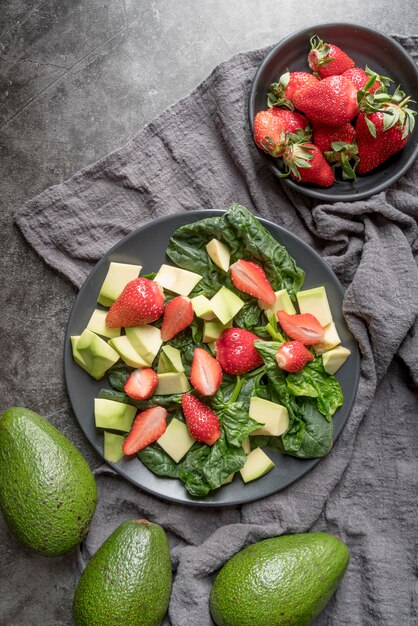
1;2;417;624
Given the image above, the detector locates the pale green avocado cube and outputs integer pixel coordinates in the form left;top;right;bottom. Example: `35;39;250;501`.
154;264;202;296
125;325;162;365
86;309;121;339
157;345;184;374
108;335;149;368
203;319;233;343
97;262;142;307
242;437;251;455
155;372;190;395
191;295;216;320
210;287;244;325
157;417;195;463
103;431;126;463
94;398;136;432
223;473;235;485
71;336;88;370
75;329;120;380
297;286;332;327
323;346;351;375
258;289;296;315
206;238;231;272
314;322;341;355
249;397;289;436
240;448;275;483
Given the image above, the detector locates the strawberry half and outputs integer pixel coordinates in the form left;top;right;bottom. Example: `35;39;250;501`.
122;406;167;455
308;36;354;78
124;368;159;400
161;296;194;342
277;310;325;345
181;394;221;445
106;278;164;328
276;341;314;372
190;348;223;396
230;259;275;305
215;328;263;375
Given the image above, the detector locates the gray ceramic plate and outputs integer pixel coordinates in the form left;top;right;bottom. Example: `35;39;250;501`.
64;210;360;507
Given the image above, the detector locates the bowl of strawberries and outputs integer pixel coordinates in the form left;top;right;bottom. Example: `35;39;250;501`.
248;23;418;201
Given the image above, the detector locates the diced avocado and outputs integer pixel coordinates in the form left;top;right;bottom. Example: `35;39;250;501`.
314;322;341;355
203;319;233;343
154;264;202;296
242;437;251;455
108;335;149;368
323;346;351;375
71;336;88;370
223;473;235;485
157;345;184;374
97;262;142;307
155;372;190;395
210;287;244;325
191;295;216;320
297;286;332;326
86;309;121;339
206;238;231;272
125;325;162;365
240;448;275;483
258;288;296;315
249;397;289;436
103;431;126;463
76;329;120;380
94;398;136;432
157;417;195;463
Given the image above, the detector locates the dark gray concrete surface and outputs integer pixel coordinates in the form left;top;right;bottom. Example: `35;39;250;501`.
1;2;417;624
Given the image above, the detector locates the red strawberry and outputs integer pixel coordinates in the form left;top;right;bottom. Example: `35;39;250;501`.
292;75;358;127
282;142;334;187
215;328;263;375
276;341;314;372
106;278;164;328
313;122;355;154
308;36;354;78
122;406;167;455
124;368;159;400
190;348;223;396
277;310;326;345
181;394;221;445
161;295;194;341
230;259;276;305
253;108;311;157
267;71;319;109
342;67;381;94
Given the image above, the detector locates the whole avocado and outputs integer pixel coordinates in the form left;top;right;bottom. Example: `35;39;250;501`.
0;407;97;556
73;519;172;626
210;532;349;626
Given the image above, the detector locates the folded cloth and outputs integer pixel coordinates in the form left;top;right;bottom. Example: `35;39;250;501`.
15;36;418;625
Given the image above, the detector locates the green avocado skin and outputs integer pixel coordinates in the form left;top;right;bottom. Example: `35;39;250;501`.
0;407;97;556
73;519;172;626
210;532;350;626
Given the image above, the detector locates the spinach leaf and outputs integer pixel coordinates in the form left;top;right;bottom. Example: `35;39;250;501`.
202;435;246;489
97;387;182;411
286;358;344;420
178;444;212;497
288;403;333;459
108;363;132;391
137;444;181;478
234;301;262;329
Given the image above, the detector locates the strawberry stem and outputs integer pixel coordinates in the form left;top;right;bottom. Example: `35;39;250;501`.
228;377;244;404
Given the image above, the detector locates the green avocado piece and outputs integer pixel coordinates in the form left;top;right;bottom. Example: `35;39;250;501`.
75;329;120;380
97;262;142;307
73;519;172;626
103;431;125;463
210;287;244;325
0;407;97;556
210;532;350;626
94;398;136;432
157;345;184;374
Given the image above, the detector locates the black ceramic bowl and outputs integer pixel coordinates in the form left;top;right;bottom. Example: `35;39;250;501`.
248;23;418;202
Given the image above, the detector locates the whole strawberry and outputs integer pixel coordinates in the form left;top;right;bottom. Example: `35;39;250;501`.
342;67;382;94
312;122;355;154
215;328;263;375
276;341;314;372
253;108;311;157
293;75;358;127
282;142;334;187
181;394;221;445
313;122;358;180
308;36;355;78
267;71;319;109
106;277;164;328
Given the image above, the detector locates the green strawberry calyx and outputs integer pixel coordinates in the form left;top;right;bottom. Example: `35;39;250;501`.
324;141;359;181
309;36;335;73
281;141;316;180
360;85;416;139
267;71;294;110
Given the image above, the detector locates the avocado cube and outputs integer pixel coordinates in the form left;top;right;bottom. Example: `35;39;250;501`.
71;336;88;370
103;431;126;463
242;437;251;455
249;397;289;436
155;372;190;395
125;325;162;365
94;398;136;432
240;448;275;483
191;295;216;320
108;335;149;368
154;264;202;296
157;346;184;374
322;346;351;375
97;262;142;307
296;286;332;327
75;329;120;380
210;287;244;325
223;473;235;485
314;322;341;355
87;309;121;339
258;289;296;315
206;238;231;272
157;418;195;463
203;319;232;343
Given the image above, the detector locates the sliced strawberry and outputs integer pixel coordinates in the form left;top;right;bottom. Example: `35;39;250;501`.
190;348;223;396
124;368;159;400
277;310;326;345
215;328;263;375
230;260;275;305
161;296;194;342
122;406;167;455
181;394;221;445
276;341;314;372
106;278;164;328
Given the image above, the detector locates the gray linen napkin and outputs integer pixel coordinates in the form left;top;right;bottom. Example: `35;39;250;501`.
15;37;418;625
